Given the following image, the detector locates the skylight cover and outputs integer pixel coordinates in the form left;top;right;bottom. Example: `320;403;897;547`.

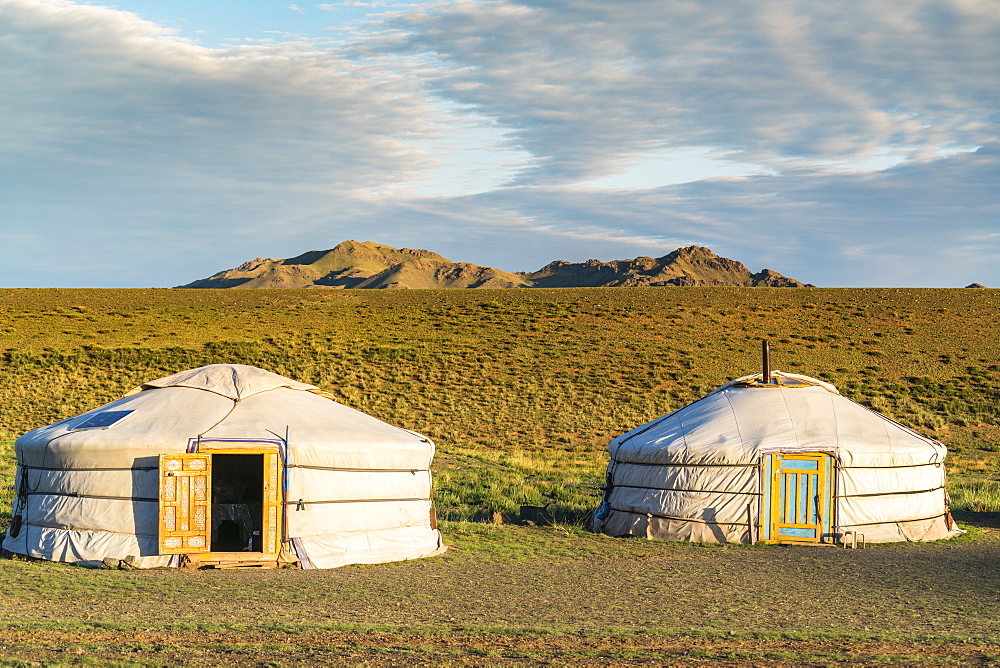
73;410;135;430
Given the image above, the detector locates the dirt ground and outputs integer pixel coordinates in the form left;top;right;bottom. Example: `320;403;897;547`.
0;515;998;666
2;627;999;666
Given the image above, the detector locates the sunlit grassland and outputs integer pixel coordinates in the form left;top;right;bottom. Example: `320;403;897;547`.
1;286;999;522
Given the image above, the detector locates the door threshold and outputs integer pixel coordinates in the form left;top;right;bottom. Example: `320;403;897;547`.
182;552;286;569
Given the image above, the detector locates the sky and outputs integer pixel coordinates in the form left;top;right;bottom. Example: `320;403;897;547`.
1;0;997;288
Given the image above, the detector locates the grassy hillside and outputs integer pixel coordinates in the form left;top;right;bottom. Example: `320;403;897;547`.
1;287;999;521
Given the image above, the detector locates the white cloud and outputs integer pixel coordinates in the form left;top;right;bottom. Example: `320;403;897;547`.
317;1;417;10
0;0;460;190
368;0;1000;184
577;147;778;190
0;0;996;288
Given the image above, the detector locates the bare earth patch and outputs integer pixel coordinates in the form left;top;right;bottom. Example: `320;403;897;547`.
0;517;998;666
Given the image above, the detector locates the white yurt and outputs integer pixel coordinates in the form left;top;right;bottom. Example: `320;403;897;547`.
590;353;961;545
3;364;444;568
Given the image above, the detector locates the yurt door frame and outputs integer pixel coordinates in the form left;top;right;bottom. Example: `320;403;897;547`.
761;453;834;544
158;443;284;564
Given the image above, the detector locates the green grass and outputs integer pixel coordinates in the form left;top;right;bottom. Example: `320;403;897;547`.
1;287;999;523
949;479;1000;512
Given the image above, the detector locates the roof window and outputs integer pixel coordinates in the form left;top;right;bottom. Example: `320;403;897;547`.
72;410;135;430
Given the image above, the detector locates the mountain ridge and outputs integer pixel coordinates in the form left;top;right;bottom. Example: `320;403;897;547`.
177;240;808;289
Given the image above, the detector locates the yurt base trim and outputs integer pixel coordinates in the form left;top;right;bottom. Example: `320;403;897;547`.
598;510;753;544
289;464;432;473
839;512;950;526
837;513;962;543
606;508;752;527
837;487;945;498
295;498;431;505
596;509;962;545
611;485;761;496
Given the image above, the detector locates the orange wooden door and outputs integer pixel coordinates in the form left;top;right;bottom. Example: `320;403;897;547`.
158;453;211;554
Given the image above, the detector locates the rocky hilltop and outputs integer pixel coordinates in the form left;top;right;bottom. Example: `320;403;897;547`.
178;241;806;289
178;241;530;289
525;246;804;287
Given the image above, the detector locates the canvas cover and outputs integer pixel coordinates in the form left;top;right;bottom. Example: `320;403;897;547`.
591;370;961;544
3;364;443;568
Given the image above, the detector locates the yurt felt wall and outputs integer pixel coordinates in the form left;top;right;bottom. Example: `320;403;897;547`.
590;371;961;544
3;364;443;568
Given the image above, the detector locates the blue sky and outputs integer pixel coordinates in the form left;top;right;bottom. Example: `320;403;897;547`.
1;0;997;288
76;1;406;46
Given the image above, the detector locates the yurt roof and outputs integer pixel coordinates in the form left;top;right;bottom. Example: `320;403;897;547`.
16;364;431;470
128;363;329;401
712;370;839;394
610;370;946;468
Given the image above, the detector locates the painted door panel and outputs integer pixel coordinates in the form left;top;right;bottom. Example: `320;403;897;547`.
262;450;282;555
158;454;211;554
762;453;834;543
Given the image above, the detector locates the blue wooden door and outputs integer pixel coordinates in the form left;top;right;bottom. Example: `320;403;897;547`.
762;453;834;543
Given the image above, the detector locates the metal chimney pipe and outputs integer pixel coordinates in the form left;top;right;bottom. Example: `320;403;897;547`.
762;339;771;384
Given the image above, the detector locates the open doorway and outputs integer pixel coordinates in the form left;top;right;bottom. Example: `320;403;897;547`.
159;446;284;564
211;454;264;552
